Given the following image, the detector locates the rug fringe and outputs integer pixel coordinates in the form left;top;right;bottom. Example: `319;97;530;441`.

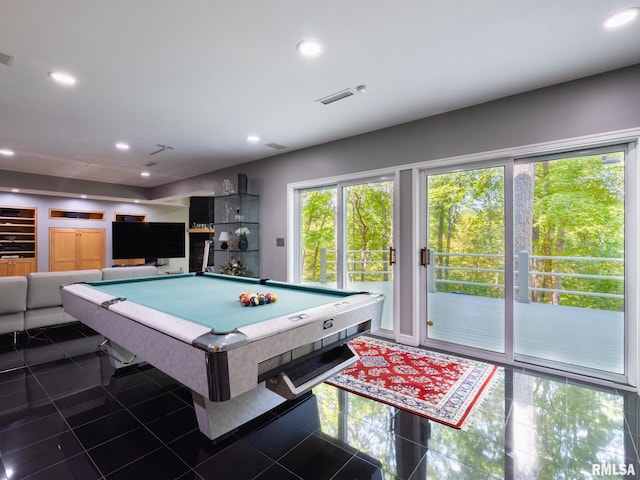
459;366;502;431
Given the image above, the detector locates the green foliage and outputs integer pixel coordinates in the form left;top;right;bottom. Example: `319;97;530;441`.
299;182;393;283
299;153;625;311
300;189;336;282
428;168;506;299
427;153;625;310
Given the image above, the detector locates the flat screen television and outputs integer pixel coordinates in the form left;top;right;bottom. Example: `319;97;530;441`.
112;222;185;259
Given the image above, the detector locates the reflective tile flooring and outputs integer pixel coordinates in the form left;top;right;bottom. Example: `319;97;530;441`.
0;324;639;479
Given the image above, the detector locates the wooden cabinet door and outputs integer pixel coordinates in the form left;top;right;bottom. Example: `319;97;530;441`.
12;258;36;276
0;258;36;276
50;229;79;271
50;228;105;271
77;229;105;270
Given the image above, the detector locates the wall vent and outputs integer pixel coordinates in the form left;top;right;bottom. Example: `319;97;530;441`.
0;52;14;66
317;88;354;105
266;142;287;150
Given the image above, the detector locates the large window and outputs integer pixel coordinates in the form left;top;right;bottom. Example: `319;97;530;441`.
295;178;395;330
422;144;632;381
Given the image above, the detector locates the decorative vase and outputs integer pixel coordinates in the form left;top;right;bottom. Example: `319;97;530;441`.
238;234;248;251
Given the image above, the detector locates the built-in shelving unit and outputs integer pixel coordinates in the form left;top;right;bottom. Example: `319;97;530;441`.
50;208;105;220
114;213;147;223
213;193;259;277
0;205;37;276
188;197;215;272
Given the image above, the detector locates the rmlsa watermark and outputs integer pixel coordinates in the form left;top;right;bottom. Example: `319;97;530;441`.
592;463;636;476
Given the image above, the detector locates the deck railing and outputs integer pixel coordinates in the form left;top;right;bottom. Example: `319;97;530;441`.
309;248;623;306
429;249;623;305
312;248;392;283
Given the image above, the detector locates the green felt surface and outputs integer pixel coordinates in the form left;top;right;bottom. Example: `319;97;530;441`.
86;273;352;332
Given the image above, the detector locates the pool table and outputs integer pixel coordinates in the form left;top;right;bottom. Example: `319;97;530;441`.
60;272;384;440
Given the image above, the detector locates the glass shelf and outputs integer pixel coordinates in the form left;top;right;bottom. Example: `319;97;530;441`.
212;193;259;277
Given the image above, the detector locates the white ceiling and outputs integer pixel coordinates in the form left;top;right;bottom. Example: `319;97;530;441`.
1;0;639;189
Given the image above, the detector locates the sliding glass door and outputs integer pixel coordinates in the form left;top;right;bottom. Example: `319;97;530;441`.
423;145;629;379
425;166;506;354
296;178;395;330
513;148;626;375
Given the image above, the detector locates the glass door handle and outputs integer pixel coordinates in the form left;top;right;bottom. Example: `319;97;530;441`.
420;247;429;266
389;246;396;265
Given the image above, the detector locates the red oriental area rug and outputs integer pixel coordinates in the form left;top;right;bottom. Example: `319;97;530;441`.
326;337;498;429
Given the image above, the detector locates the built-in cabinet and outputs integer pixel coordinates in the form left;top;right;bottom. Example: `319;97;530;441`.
49;228;105;272
187;194;260;276
0;206;37;276
213;193;259;277
0;258;36;276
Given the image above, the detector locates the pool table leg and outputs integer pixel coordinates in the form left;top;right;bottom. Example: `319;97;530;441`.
192;382;286;441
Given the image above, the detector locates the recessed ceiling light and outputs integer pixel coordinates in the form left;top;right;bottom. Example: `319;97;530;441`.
140;171;150;177
246;135;260;143
80;195;88;199
115;142;130;151
604;8;639;29
297;39;323;57
0;148;15;156
48;71;78;86
11;188;19;193
134;200;140;203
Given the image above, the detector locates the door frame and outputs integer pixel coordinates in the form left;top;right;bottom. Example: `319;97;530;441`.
417;140;638;387
288;168;400;334
418;158;513;368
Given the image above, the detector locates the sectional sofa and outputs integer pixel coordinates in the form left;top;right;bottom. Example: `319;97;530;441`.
0;266;159;339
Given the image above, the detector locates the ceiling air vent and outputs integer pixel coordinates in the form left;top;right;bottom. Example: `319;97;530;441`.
317;88;354;105
266;142;287;150
0;52;14;66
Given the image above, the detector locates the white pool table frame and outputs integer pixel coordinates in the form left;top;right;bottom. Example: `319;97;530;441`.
61;281;384;440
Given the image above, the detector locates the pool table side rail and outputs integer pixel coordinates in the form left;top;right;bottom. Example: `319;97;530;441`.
224;293;385;399
60;284;213;400
234;291;385;343
89;271;363;295
61;283;211;344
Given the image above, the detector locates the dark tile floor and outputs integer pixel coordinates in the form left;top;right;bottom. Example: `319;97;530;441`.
0;324;638;479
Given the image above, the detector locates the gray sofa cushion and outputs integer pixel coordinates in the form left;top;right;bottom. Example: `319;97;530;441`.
0;312;24;334
0;276;27;314
100;266;159;280
27;270;102;309
0;276;27;334
24;306;79;330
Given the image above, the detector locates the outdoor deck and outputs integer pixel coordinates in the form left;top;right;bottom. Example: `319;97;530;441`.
428;292;624;374
310;280;624;375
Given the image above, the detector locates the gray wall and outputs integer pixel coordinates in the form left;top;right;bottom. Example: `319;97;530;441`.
153;64;640;282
